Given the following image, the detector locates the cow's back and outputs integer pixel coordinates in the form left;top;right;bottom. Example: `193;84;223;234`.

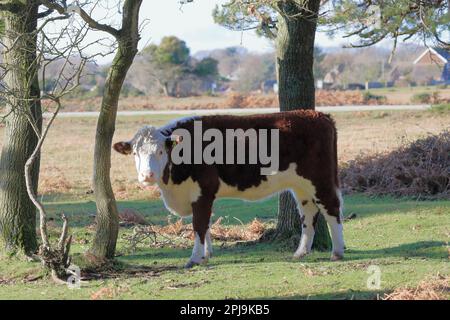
163;110;338;199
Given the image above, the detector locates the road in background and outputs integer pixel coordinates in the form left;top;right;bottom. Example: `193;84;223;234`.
44;104;431;118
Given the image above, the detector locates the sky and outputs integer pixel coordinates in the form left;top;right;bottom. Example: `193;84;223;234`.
84;0;352;64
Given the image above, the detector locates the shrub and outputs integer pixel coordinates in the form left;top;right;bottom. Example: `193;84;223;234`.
362;91;387;104
224;93;278;108
225;93;246;108
340;130;450;199
411;92;431;104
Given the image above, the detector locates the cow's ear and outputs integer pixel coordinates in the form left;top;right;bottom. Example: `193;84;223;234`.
166;135;183;149
113;141;133;155
171;135;183;143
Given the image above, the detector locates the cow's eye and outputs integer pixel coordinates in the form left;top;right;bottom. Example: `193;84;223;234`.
132;151;136;156
158;150;163;156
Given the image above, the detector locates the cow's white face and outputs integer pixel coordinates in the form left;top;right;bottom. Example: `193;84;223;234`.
113;126;170;186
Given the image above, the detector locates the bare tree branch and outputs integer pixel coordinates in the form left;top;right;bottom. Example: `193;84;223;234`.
40;0;121;37
37;8;54;19
24;98;61;249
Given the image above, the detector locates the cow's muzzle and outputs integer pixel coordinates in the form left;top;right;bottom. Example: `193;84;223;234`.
139;172;156;185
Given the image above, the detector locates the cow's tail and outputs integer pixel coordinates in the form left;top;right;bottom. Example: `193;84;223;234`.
331;116;344;221
333;123;339;188
323;113;343;218
322;113;339;188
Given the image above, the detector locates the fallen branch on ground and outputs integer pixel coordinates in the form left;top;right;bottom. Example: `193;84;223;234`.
122;217;267;252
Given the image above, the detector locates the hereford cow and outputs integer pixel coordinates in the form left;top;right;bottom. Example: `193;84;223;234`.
113;110;344;268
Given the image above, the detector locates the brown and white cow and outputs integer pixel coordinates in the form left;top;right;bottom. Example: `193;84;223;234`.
113;110;344;268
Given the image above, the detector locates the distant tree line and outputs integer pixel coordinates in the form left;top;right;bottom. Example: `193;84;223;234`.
28;39;443;102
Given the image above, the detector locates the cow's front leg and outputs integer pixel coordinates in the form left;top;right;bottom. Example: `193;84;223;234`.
185;233;206;269
205;227;213;259
185;195;213;268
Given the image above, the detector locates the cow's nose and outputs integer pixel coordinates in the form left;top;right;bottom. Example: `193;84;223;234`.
140;172;154;181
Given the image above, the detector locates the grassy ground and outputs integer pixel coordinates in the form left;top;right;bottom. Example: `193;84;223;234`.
0;109;449;299
0;195;448;299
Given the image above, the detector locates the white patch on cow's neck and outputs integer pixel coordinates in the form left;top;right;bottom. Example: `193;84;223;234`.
157;177;202;217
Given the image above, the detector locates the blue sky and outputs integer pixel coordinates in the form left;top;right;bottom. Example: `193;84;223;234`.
83;0;353;64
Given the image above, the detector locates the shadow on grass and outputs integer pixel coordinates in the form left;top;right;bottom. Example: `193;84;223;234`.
117;241;285;266
42;194;450;228
343;194;449;219
254;289;385;300
117;240;447;268
80;262;181;281
44;199;170;227
345;240;447;261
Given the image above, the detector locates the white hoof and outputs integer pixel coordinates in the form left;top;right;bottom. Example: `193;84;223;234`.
184;260;200;269
184;257;208;269
330;252;344;261
293;251;309;260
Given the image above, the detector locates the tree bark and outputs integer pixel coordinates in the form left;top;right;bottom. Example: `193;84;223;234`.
0;1;42;255
89;0;142;260
274;0;331;250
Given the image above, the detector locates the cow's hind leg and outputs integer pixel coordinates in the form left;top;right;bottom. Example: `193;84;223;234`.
292;190;318;259
316;190;345;261
185;195;213;268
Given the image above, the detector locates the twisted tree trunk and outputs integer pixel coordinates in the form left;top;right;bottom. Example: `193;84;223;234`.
273;0;331;250
89;0;142;259
0;0;41;255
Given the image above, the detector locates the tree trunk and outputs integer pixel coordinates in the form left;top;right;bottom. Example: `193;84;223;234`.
0;1;42;255
89;0;142;260
162;81;170;97
274;0;331;250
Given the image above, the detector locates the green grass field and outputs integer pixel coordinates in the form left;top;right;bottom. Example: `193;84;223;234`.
0;194;448;300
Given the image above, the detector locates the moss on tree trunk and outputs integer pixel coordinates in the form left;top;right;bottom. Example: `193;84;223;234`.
0;1;42;256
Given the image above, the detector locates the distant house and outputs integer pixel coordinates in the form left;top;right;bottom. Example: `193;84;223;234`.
413;47;450;85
